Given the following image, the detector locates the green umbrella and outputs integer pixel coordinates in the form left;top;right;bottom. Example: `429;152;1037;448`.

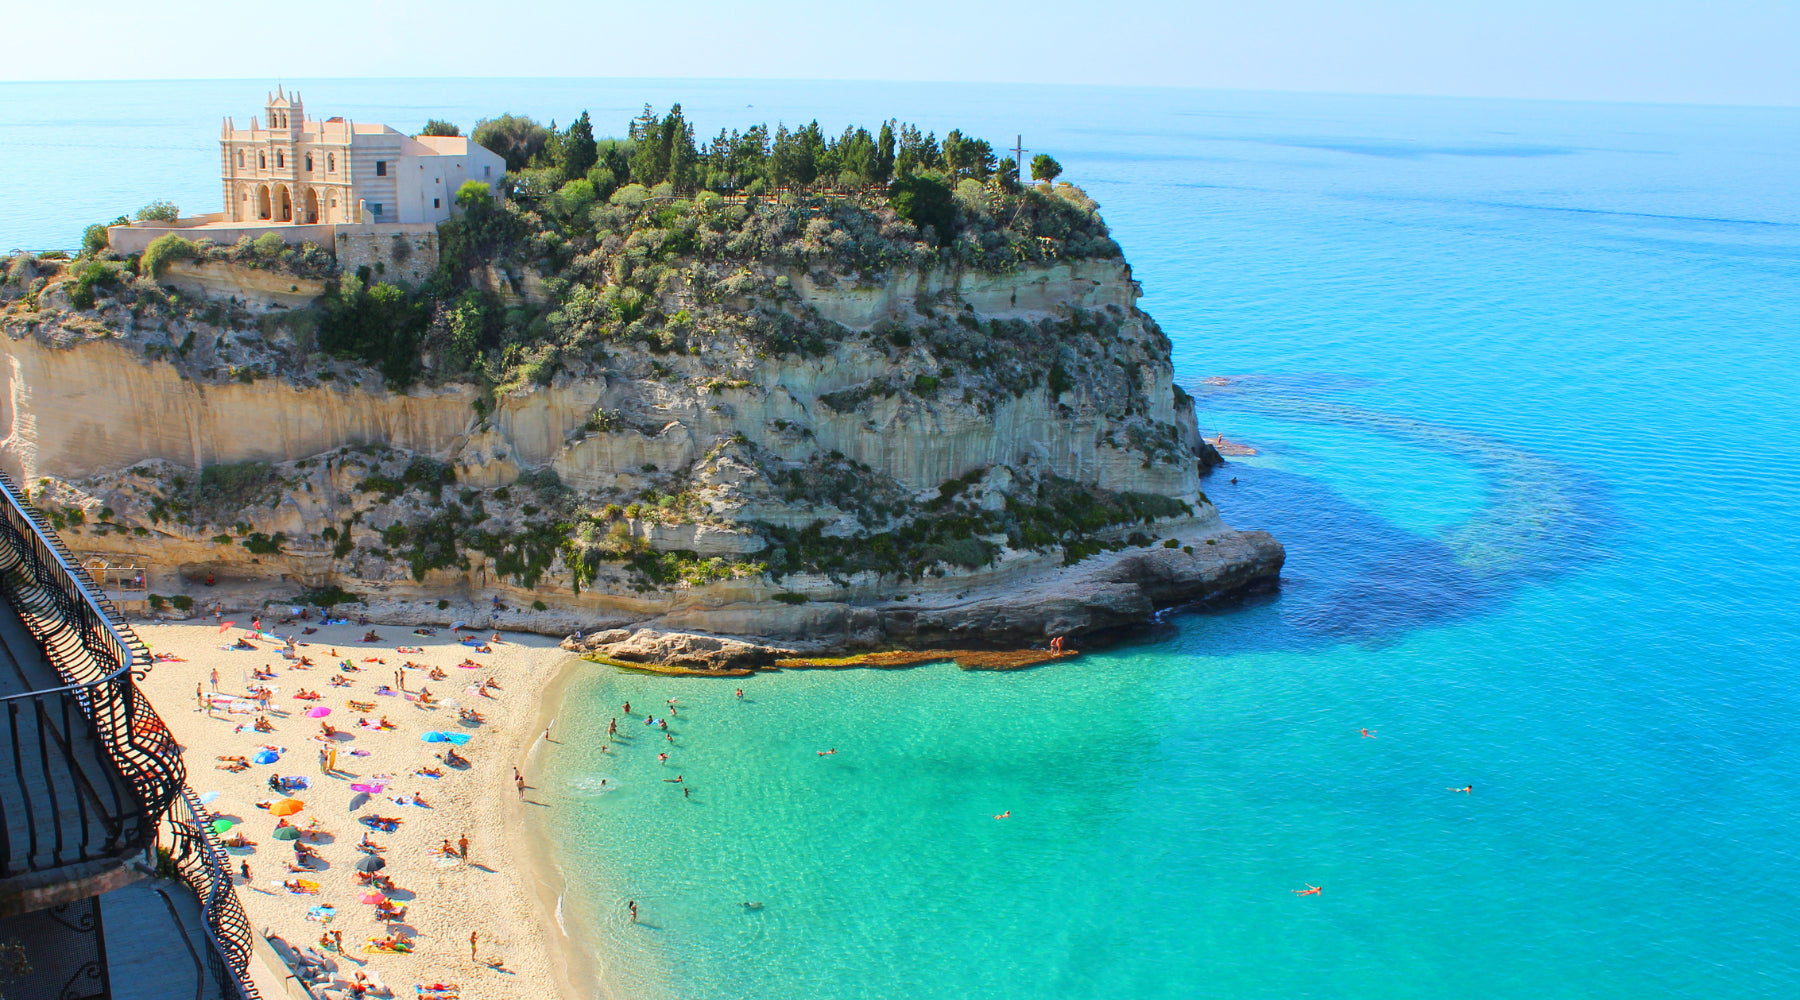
210;818;233;834
272;825;301;841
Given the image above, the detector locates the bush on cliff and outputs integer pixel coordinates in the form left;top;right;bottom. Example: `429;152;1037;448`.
135;201;181;223
140;234;199;278
81;224;110;258
319;273;429;387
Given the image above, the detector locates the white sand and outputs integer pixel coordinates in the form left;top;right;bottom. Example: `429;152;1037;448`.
134;616;579;1000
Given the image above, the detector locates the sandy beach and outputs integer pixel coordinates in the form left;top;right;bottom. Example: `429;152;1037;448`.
134;613;582;1000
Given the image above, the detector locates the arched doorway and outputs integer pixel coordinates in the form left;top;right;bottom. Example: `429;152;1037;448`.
302;188;319;224
275;184;292;222
256;185;272;220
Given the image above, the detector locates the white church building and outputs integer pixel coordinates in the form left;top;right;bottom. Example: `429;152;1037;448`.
109;89;504;256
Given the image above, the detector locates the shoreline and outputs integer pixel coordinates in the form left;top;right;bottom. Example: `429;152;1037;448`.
512;657;596;1000
132;618;581;1000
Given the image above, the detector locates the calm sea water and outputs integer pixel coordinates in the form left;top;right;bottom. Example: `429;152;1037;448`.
5;80;1799;999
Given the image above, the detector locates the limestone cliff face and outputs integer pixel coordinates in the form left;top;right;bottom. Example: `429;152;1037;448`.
0;254;1279;648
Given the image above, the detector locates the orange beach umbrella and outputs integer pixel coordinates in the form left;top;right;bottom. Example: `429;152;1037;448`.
269;798;304;817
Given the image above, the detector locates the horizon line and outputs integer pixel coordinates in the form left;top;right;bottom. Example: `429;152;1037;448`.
1;75;1796;113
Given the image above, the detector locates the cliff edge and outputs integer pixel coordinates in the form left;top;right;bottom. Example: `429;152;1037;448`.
0;181;1279;654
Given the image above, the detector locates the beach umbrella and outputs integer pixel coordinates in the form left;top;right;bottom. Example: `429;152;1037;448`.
358;891;386;905
210;818;234;834
421;731;446;743
270;798;304;817
450;621;467;630
272;825;301;841
350;783;385;794
355;854;387;872
253;750;279;765
218;621;236;633
306;706;331;718
198;791;221;805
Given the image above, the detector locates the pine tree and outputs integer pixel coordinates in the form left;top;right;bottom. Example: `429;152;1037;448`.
562;111;597;184
876;121;896;185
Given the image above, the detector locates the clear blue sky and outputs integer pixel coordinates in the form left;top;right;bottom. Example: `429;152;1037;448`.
18;0;1798;106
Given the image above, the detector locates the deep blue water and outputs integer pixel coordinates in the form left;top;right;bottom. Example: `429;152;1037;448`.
5;80;1798;999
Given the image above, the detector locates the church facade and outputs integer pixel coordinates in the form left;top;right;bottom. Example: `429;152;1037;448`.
219;88;503;227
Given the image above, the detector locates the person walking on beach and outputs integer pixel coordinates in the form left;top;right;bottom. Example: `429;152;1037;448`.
458;834;469;860
210;668;220;692
469;930;478;960
333;930;343;954
628;901;637;923
241;860;251;883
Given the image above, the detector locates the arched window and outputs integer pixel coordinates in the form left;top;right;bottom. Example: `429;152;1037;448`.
328;153;335;172
259;152;266;169
237;150;244;168
306;154;313;172
276;151;284;168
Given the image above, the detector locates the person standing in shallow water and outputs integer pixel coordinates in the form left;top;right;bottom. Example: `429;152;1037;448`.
628;900;637;923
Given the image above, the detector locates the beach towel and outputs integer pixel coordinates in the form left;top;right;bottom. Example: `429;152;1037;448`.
323;617;350;625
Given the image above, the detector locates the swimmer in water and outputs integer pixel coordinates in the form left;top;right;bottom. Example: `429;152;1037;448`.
1449;785;1472;794
817;748;836;756
741;901;763;910
623;702;631;715
994;811;1011;819
1361;729;1376;738
736;688;743;699
663;775;683;783
1293;884;1321;896
657;752;668;763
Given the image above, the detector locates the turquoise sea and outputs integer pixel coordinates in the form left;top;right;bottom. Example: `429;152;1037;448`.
5;80;1799;999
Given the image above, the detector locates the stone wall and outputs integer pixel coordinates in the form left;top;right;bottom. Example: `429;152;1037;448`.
334;227;437;287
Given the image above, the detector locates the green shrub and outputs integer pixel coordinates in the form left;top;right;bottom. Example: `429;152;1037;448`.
211;534;234;545
887;173;954;240
135;200;180;222
772;592;809;605
1163;538;1180;549
1048;362;1074;397
421;119;461;137
531;599;548;611
140;234;199;278
170;594;194;612
66;261;120;309
242;532;285;555
437;599;449;610
81;224;110;257
147;594;167;611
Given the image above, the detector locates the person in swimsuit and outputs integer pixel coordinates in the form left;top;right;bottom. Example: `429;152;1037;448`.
1293;884;1321;896
1449;785;1472;794
1361;729;1376;738
994;811;1010;819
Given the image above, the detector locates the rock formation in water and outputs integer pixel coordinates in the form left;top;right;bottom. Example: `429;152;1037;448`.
0;182;1279;651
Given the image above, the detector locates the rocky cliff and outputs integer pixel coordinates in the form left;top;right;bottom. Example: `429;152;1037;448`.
0;194;1280;652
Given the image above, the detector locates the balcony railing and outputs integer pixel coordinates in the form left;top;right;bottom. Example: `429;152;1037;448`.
161;788;264;1000
0;471;183;879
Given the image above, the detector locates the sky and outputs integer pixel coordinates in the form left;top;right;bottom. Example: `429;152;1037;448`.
11;0;1799;107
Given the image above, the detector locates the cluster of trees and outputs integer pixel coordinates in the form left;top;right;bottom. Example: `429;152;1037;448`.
471;105;1057;198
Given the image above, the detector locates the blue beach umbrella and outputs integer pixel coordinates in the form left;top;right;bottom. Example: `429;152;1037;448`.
421;731;446;743
253;750;279;764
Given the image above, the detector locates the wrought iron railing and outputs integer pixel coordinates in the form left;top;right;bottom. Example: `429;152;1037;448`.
162;787;263;1000
0;470;184;877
